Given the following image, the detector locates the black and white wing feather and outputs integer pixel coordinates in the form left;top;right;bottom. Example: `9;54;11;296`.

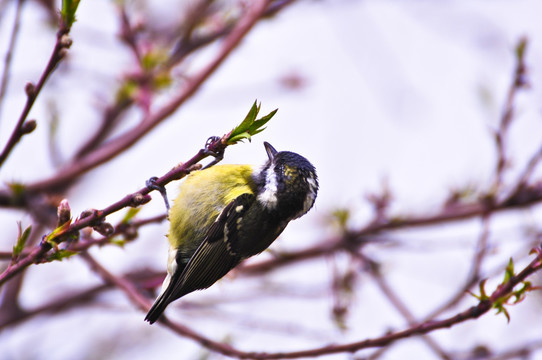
145;193;254;323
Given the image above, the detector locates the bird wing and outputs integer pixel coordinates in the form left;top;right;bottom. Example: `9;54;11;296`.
172;193;255;297
145;193;254;323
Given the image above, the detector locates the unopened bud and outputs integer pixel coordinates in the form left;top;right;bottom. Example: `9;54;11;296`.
57;199;71;226
60;34;73;48
93;222;114;236
118;223;138;240
187;163;202;173
80;209;97;219
58;48;69;60
21;120;37;134
24;82;36;97
131;193;151;207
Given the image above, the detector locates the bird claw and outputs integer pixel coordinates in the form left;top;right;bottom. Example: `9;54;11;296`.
146;176;170;214
202;136;224;169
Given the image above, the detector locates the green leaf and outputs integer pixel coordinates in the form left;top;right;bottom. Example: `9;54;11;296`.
515;37;527;61
116;79;139;103
503;257;515;283
61;0;81;28
250;108;277;132
512;281;530;304
13;222;32;257
153;72;172;90
494;302;511;323
48;249;77;262
110;238;126;248
330;208;350;231
121;207;141;224
141;49;168;71
227;101;277;145
8;182;26;200
44;221;72;244
228;132;251;144
469;279;489;301
236;101;260;133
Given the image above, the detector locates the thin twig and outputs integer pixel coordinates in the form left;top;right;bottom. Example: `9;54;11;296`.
23;0;272;194
512;142;542;194
360;254;452;360
0;283;109;328
0;19;73;169
492;36;529;192
67;214;166;252
241;183;542;276
0;267;164;329
80;252;249;358
0;134;228;286
86;246;542;359
424;215;492;320
0;0;26;124
487;339;542;360
0;223;44;325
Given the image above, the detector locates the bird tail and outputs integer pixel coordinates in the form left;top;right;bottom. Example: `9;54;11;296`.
144;291;170;324
145;272;178;324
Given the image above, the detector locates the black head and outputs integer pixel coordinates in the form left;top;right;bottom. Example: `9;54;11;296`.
256;142;318;220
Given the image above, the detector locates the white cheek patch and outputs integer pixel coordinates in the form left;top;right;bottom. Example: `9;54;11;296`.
298;175;318;218
302;192;316;214
257;168;278;209
307;176;318;192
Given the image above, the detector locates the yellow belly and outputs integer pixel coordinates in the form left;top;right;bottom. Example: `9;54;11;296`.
168;164;256;250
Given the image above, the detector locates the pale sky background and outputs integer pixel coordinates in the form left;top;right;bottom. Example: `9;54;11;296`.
1;0;542;359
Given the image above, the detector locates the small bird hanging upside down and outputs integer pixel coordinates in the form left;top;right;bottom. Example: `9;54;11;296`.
145;142;318;324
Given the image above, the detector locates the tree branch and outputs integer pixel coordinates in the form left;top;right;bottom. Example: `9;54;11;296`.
0;14;74;169
89;246;542;359
22;0;272;194
0;0;25;124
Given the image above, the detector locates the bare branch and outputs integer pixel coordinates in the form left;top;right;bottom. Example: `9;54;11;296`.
87;246;542;359
22;0;272;194
0;13;74;169
492;36;530;192
0;0;25;123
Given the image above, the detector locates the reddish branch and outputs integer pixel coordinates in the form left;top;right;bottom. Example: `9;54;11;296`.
0;15;73;168
0;0;25;121
241;181;542;276
0;0;275;286
0;4;540;359
71;1;297;167
364;255;452;360
258;249;541;360
422;216;492;321
21;0;272;194
0;134;229;286
492;36;529;191
87;245;542;359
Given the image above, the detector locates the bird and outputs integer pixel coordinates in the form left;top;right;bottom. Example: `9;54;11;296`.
144;142;318;324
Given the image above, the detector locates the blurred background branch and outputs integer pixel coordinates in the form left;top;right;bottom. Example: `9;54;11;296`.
1;1;542;359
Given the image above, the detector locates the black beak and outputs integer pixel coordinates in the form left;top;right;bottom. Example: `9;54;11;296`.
263;142;278;160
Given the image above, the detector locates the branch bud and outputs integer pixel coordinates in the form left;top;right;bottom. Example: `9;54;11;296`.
24;82;36;97
187;163;203;173
60;34;73;49
21;119;37;134
93;222;114;236
57;199;71;226
130;193;151;207
80;209;94;219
